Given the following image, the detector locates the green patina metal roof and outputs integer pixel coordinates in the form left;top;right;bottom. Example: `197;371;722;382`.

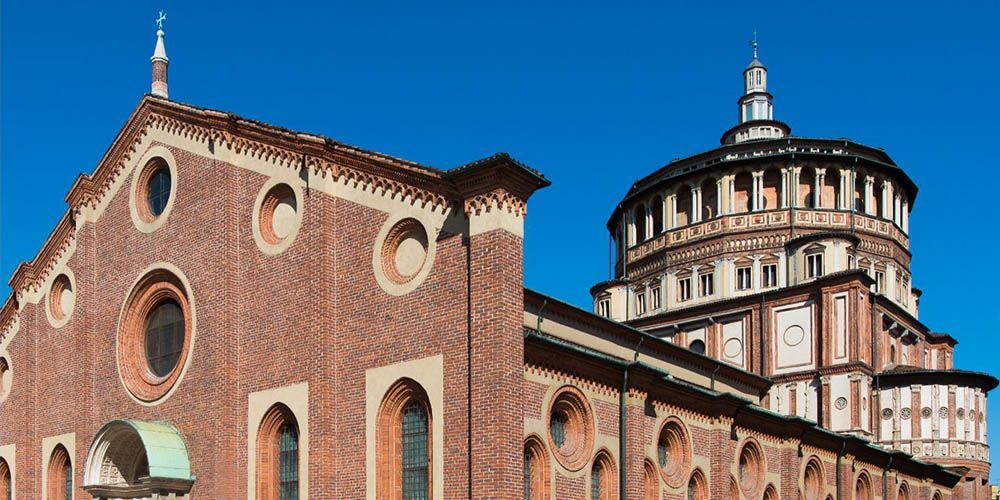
113;419;194;481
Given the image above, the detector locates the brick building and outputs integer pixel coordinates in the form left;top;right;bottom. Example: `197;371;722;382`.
0;25;993;500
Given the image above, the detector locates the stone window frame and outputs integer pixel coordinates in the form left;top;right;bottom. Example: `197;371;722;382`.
806;252;824;279
252;177;305;256
255;403;300;500
677;277;692;302
376;378;432;500
523;435;550;500
635;290;647;316
41;434;74;500
0;444;14;500
0;455;10;500
698;271;715;297
129;146;178;234
0;355;10;405
854;470;873;500
656;416;692;488
116;264;196;405
642;459;659;500
588;449;616;500
760;262;778;288
247;382;310;500
802;456;824;500
546;385;596;472
736;438;765;499
687;468;708;500
650;286;662;311
45;270;76;329
736;265;753;291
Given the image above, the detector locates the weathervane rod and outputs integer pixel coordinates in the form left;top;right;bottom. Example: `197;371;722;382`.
750;29;758;59
156;10;167;30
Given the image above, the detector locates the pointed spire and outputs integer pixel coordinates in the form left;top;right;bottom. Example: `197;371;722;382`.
150;10;169;98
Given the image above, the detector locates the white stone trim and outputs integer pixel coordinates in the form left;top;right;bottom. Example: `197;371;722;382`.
247;382;310;500
129;145;178;234
44;267;76;329
365;355;443;500
41;433;75;500
251;174;305;256
372;213;441;296
0;443;14;500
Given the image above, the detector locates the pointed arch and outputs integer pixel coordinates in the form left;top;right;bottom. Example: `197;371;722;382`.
256;404;300;500
47;445;72;500
763;483;778;500
897;481;911;500
687;468;708;500
589;449;617;500
854;470;873;500
0;457;10;500
642;459;659;500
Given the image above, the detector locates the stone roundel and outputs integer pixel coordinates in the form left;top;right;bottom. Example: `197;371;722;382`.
373;216;437;296
783;325;805;347
546;385;594;472
0;355;11;404
117;265;195;404
723;338;743;359
922;407;932;418
46;270;76;328
834;397;847;410
253;179;303;255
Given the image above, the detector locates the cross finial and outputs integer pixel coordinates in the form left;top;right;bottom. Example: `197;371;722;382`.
750;30;758;59
156;10;167;30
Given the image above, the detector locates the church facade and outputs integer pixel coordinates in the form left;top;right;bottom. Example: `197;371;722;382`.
0;27;992;500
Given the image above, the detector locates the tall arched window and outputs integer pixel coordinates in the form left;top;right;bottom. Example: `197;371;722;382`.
589;451;616;500
256;403;300;500
761;169;781;209
855;471;873;500
687;469;707;500
47;445;72;500
799;168;816;208
650;196;664;236
634;204;648;243
700;178;718;220
524;436;549;500
762;484;778;500
0;457;10;500
676;186;693;227
897;482;910;500
802;457;824;500
733;172;753;212
643;460;659;500
378;379;432;500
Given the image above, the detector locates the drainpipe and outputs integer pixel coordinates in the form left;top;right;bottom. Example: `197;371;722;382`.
710;364;721;392
882;454;893;500
758;292;766;374
620;338;643;500
836;441;846;500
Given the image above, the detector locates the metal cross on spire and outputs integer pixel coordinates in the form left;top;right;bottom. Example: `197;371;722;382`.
156;10;167;30
750;29;759;59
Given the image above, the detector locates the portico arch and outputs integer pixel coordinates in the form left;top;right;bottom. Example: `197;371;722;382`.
83;419;194;499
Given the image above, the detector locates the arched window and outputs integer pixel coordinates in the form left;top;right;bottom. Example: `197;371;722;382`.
897;482;910;500
0;457;10;500
802;457;824;500
761;169;781;209
687;469;707;500
256;404;300;500
799;168;816;208
890;344;897;364
733;172;753;212
589;451;616;500
821;170;839;209
854;471;873;500
634;204;648;243
643;459;659;500
651;196;663;235
737;439;765;499
762;484;778;500
700;178;718;220
48;445;72;500
676;186;693;227
854;174;866;213
378;379;432;500
524;436;549;500
688;339;705;355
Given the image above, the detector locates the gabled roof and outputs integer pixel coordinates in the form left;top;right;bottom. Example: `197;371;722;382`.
0;94;549;344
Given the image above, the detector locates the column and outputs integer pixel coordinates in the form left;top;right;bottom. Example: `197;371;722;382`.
881;180;892;219
669;194;677;229
864;176;875;215
752;171;763;211
815;168;825;209
751;255;762;292
901;199;909;233
716;179;725;216
661;194;668;233
839;168;852;209
780;168;789;208
691;186;701;223
791;166;802;207
727;175;735;214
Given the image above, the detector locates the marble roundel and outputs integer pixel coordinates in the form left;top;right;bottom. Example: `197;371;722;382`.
782;325;805;347
723;338;743;358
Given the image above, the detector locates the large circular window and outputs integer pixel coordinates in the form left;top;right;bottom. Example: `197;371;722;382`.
118;267;194;403
738;439;765;498
657;417;692;488
546;385;594;471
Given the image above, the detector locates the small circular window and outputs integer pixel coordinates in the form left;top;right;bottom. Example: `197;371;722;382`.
130;148;178;233
546;385;594;471
138;159;172;222
657;417;691;487
118;267;194;403
47;273;75;326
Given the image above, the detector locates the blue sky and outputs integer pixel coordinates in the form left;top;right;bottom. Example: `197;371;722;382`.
3;0;999;479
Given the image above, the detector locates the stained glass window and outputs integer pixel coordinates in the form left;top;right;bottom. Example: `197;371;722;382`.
145;300;184;377
402;401;429;500
148;167;171;216
278;423;299;500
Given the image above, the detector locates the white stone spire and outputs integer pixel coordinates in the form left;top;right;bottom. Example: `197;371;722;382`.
150;11;169;98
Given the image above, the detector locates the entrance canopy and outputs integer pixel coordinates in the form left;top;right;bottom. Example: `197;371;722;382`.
83;419;194;498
